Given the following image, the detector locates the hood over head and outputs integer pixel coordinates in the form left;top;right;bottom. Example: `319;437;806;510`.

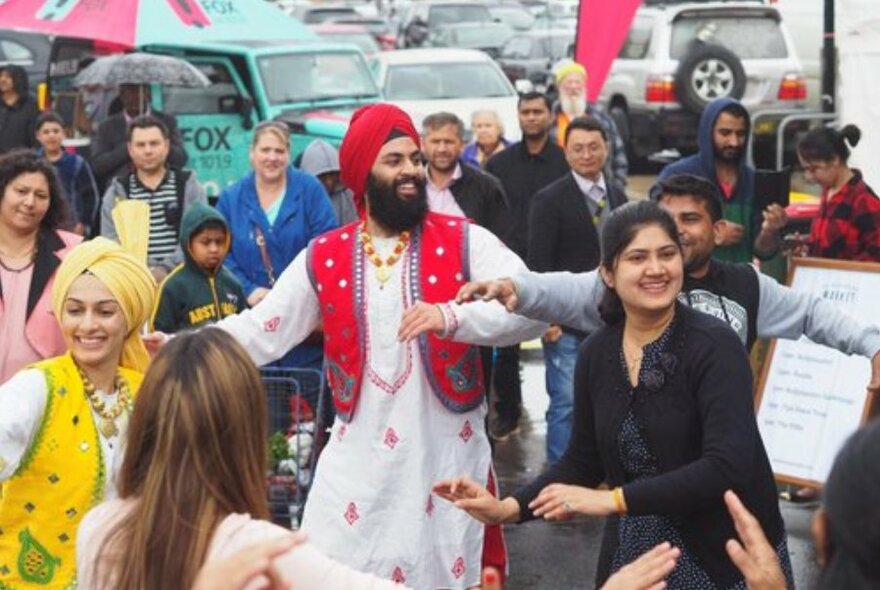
300;139;341;178
697;97;751;172
179;202;231;271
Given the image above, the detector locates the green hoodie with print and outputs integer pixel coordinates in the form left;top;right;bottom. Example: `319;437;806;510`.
150;202;247;333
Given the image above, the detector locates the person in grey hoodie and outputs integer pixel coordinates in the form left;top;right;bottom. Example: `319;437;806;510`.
300;139;359;225
457;173;880;392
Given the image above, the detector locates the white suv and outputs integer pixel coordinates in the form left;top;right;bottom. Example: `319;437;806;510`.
598;2;807;163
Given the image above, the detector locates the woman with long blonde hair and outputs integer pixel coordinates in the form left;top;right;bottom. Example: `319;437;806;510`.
77;328;406;590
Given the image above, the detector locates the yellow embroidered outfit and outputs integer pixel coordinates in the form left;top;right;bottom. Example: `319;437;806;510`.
0;238;155;589
0;354;142;589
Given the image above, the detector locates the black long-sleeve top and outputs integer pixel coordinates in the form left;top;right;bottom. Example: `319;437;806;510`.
511;304;786;587
484;139;568;259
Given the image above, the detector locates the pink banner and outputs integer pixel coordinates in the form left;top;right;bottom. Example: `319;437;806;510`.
575;0;643;101
0;0;140;47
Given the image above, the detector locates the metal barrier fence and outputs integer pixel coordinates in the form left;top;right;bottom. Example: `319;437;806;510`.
262;366;329;529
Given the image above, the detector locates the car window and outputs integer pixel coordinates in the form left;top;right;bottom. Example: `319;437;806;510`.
428;5;492;26
259;51;379;104
489;6;535;30
619;15;652;59
0;40;34;64
671;15;788;60
385;62;512;100
448;24;514;48
501;37;532;59
548;35;574;59
162;61;240;114
320;32;380;56
304;8;359;24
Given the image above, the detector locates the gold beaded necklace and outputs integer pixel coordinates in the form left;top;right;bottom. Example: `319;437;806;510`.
359;223;410;287
75;365;131;438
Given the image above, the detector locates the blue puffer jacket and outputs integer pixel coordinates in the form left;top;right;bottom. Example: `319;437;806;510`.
216;165;338;368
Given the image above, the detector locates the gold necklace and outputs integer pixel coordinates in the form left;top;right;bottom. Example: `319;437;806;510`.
359;224;410;286
622;340;643;380
75;365;131;438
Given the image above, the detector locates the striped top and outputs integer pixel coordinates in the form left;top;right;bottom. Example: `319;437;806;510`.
127;170;179;260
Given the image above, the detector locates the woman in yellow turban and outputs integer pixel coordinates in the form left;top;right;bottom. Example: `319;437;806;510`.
0;237;155;590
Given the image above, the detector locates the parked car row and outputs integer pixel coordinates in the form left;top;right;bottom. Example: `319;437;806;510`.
4;0;813;185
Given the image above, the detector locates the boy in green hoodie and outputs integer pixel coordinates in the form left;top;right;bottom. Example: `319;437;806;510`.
150;202;247;333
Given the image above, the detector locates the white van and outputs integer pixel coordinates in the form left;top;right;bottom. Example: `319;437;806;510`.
768;0;823;109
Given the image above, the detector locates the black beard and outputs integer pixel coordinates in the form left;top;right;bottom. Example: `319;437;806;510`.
714;146;742;163
366;174;428;233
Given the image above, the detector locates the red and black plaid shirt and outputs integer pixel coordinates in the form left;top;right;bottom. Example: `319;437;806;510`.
809;170;880;262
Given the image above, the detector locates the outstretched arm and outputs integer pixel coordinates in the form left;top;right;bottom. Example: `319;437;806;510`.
514;269;605;332
755;270;880;392
441;225;547;347
214;250;320;367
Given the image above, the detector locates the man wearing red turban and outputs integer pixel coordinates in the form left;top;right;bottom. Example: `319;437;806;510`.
181;103;546;589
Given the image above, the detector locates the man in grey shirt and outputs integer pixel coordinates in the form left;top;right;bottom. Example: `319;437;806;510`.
457;174;880;393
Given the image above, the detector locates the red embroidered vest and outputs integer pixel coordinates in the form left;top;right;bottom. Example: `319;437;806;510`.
308;212;484;422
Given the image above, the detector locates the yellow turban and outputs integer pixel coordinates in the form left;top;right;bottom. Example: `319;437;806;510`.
51;238;157;373
555;61;587;86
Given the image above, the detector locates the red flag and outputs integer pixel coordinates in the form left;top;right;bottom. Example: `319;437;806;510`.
575;0;643;101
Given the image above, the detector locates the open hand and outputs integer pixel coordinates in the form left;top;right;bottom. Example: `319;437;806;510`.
723;490;786;590
192;532;305;590
398;301;445;342
601;542;680;590
142;331;169;356
455;278;519;311
760;204;788;234
715;220;745;246
529;484;615;520
433;477;518;525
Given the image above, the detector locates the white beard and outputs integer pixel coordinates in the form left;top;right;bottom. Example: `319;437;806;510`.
560;94;587;119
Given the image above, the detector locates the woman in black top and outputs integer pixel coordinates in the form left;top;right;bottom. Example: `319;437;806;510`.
435;201;792;589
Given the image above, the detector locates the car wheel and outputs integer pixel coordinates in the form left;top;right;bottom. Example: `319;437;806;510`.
674;42;746;113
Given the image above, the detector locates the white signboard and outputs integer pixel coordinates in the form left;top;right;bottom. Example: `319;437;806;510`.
755;258;880;487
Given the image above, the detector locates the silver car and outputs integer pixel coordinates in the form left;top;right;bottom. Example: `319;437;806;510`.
598;2;807;162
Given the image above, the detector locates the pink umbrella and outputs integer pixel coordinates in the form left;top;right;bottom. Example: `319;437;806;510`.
0;0;313;48
0;0;142;47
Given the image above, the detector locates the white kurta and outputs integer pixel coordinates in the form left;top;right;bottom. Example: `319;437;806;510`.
0;369;128;495
217;224;546;589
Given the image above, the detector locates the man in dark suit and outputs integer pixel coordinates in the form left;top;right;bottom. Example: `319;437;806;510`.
90;83;188;192
484;92;569;441
527;116;627;462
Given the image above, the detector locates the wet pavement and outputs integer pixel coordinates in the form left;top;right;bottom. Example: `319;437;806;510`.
493;351;821;590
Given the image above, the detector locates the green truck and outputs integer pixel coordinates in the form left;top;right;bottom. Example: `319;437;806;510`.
147;39;380;198
46;0;381;199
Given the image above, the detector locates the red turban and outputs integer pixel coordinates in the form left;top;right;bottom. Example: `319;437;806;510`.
339;103;420;215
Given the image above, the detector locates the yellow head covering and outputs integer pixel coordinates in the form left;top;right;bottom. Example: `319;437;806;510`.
51;238;157;373
555;60;587;86
111;199;151;265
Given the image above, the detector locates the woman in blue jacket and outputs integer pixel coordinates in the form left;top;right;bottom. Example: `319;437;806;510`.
216;121;337;369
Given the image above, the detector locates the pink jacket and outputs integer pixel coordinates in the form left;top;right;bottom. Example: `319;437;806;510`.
0;230;81;360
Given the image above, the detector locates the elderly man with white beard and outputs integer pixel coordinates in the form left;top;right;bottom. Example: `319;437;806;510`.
550;61;629;188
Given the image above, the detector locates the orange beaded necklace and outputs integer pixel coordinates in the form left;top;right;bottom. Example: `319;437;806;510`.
359;223;411;286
